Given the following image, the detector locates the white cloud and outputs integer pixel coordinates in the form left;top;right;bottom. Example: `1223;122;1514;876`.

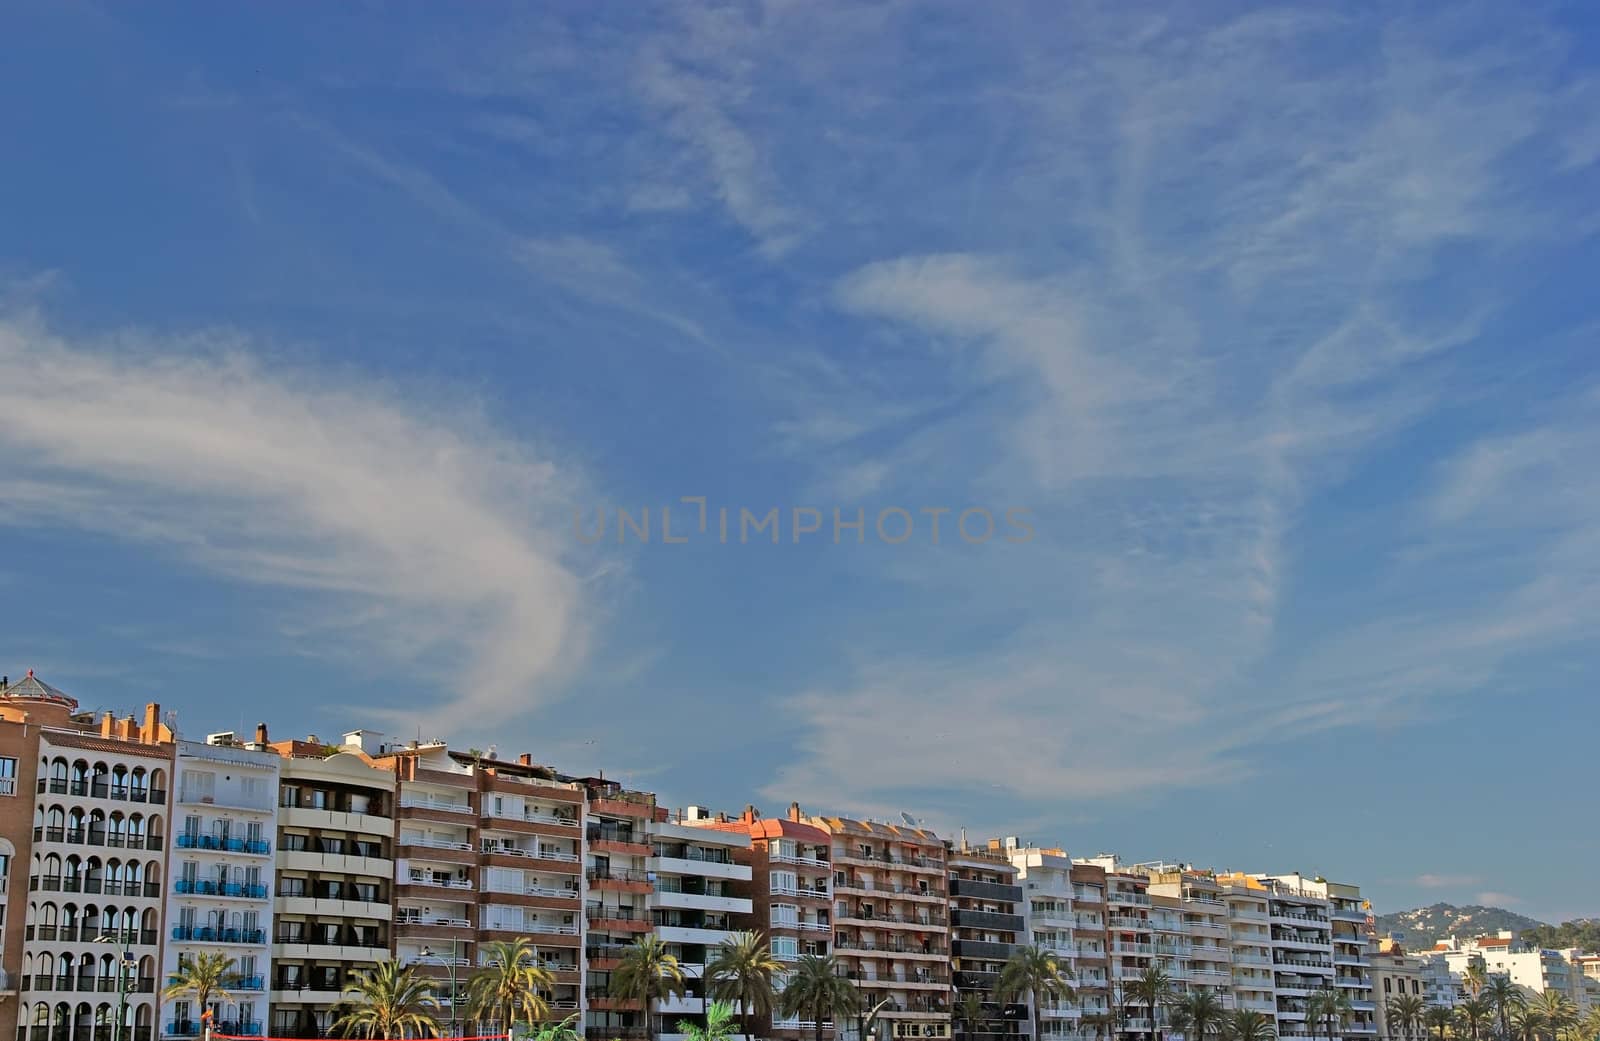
1416;874;1483;889
0;310;597;732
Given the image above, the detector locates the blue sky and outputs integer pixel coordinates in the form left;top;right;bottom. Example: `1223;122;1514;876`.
2;2;1598;923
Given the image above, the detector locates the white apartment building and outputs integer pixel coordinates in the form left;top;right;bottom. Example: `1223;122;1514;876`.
1077;857;1156;1041
1219;878;1277;1019
162;737;279;1039
650;813;753;1041
1008;845;1080;1041
1144;869;1234;1016
1249;874;1376;1041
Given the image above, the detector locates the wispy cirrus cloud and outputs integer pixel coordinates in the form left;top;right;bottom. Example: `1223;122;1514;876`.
0;308;598;732
1416;874;1484;889
757;3;1600;823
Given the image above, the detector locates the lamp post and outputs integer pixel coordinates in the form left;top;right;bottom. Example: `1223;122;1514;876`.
421;938;462;1039
92;935;136;1041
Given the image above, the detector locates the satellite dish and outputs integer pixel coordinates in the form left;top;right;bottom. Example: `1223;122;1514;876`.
487;745;499;760
900;812;917;826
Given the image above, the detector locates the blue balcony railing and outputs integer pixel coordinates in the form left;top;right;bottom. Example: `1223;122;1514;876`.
170;926;266;944
174;835;271;855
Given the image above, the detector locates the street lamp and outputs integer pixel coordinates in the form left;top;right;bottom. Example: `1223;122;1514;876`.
93;935;137;1041
420;939;462;1038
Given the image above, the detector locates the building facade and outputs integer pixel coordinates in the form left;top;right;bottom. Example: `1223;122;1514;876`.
266;733;395;1040
947;844;1024;1041
2;675;174;1041
811;816;951;1041
162;736;279;1038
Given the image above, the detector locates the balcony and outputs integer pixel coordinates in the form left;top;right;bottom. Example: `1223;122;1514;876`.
175;880;270;899
951;909;1023;932
952;939;1016;961
175;834;272;856
171;926;267;945
405;874;474;891
950;878;1023;903
399;794;473;814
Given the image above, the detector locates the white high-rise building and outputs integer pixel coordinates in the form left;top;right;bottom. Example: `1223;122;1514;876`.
162;736;279;1039
1008;844;1080;1041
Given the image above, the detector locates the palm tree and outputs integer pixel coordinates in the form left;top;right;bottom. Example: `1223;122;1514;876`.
956;993;989;1041
1423;1006;1454;1041
1221;1010;1276;1041
528;1013;585;1041
612;935;689;1041
1483;978;1524;1041
998;945;1076;1041
1578;1008;1600;1041
1387;994;1427;1041
1528;993;1575;1041
706;931;782;1041
777;954;860;1041
466;938;556;1037
1462;967;1488;1003
1174;989;1227;1041
1508;1006;1543;1041
1124;964;1172;1041
1308;988;1354;1041
332;961;441;1039
1457;998;1495;1041
679;1001;739;1041
163;953;237;1031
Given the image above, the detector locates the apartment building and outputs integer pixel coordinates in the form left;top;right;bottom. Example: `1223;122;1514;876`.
266;732;396;1040
2;674;175;1041
689;804;834;1041
947;843;1025;1041
1433;933;1578;1005
162;736;279;1039
810;815;951;1041
1369;944;1424;1041
1144;868;1234;1014
1075;858;1156;1041
1002;842;1077;1041
1217;876;1276;1021
1068;864;1110;1041
579;778;654;1040
649;810;753;1041
371;738;587;1035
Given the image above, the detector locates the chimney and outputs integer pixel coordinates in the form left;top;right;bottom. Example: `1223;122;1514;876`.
518;753;532;766
143;703;160;743
255;722;269;745
101;711;115;738
118;716;134;741
788;801;802;822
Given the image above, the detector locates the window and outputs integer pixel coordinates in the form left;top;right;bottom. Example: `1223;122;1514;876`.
1383;979;1391;994
0;756;16;796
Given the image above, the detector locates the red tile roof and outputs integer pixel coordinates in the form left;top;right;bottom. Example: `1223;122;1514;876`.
43;731;172;760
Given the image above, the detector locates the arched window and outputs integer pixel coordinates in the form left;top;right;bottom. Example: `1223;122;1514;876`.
130;768;148;801
145;859;162;886
88;811;107;847
81;905;101;937
89;762;109;799
110;766;128;800
60;904;79;941
69;761;89;796
50;1001;71;1041
36;952;56;980
148;768;167;796
127;814;144;846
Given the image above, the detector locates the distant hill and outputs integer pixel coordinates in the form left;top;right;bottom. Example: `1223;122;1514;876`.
1374;903;1547;947
1522;918;1600;953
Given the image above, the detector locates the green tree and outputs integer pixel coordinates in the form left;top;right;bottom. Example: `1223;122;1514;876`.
1508;1006;1543;1041
1221;1010;1276;1041
1462;967;1488;1002
679;1001;739;1041
706;931;782;1041
162;953;237;1029
777;955;860;1041
1387;993;1428;1041
998;945;1076;1041
1173;989;1226;1041
956;993;989;1041
1457;998;1495;1041
332;961;441;1040
528;1013;584;1041
466;938;556;1037
1528;993;1576;1041
1423;1005;1455;1041
1483;977;1524;1041
1308;988;1354;1041
612;935;689;1041
1124;964;1173;1041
